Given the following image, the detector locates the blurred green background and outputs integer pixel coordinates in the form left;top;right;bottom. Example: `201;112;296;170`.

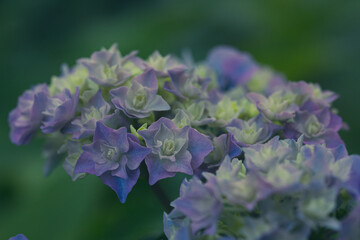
1;0;360;239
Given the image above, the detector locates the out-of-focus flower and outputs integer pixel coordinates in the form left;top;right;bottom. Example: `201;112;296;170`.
62;140;88;181
138;117;213;185
172;101;215;128
204;133;242;166
243;136;294;173
49;64;90;96
338;202;360;240
207;90;243;126
226;114;280;146
171;177;222;235
9;84;49;145
207;46;258;91
133;51;184;78
110;70;170;118
247;90;299;122
74;122;151;202
41;88;79;133
8;234;28;240
163;209;192;240
285;101;343;147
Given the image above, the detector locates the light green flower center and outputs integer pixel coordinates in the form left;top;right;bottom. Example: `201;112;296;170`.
302;196;335;220
132;89;147;109
162;139;175;156
238;122;263;144
305;115;323;136
84;106;102;120
215;97;240;121
260;145;275;159
100;144;118;161
103;65;116;79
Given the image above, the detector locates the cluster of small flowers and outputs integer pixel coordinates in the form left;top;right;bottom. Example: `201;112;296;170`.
9;45;360;239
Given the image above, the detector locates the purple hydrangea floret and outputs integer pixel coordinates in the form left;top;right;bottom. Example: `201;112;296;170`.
284;101;343;147
74;122;151;202
247;91;299;122
338;202;360;240
110;69;170;118
63;90;125;139
79;44;135;87
138;117;213;185
204;133;242;166
9;84;49;145
8;234;28;240
226;114;281;146
171;177;222;235
207;46;258;91
164;67;210;99
41;87;79;133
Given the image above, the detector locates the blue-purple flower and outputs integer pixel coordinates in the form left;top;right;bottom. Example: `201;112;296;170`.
138;117;213;185
284;101;343;147
9;84;49;145
74;122;151;202
133;51;184;78
41;87;79;133
204;133;242;166
163;209;192;240
165;67;210;100
338;202;360;240
110;70;170;118
8;234;28;240
215;156;272;210
207;46;258;91
247;90;299;122
63;90;125;139
226;114;280;146
79;44;135;87
171;177;222;235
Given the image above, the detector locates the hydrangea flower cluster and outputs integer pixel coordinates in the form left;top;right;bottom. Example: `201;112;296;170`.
9;45;360;239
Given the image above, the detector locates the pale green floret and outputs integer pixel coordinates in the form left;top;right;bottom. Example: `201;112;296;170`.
132;88;147;109
260;145;276;159
247;68;272;93
49;65;89;96
147;51;170;71
237;161;247;179
266;91;295;114
103;64;116;79
187;102;205;121
162;139;176;156
309;83;334;102
123;61;143;76
241;218;273;240
266;164;299;188
230;180;256;202
173;112;191;128
100;144;119;162
229;122;263;145
310;83;323;99
84;106;103;121
217;158;247;181
305;115;323;136
301;191;336;220
215;97;241;121
195;64;217;89
238;98;259;119
183;76;202;99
